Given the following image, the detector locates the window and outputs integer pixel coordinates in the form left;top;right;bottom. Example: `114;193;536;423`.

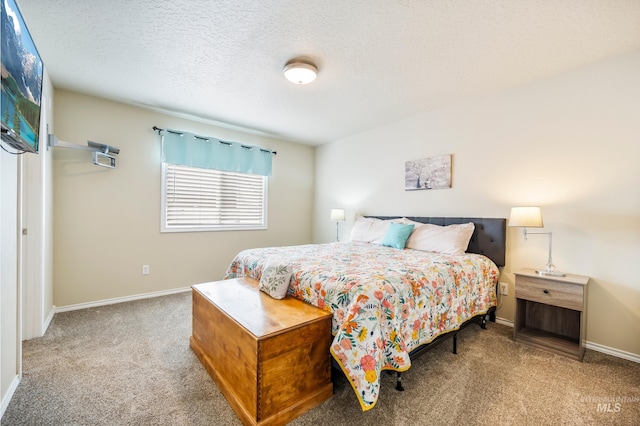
161;163;267;232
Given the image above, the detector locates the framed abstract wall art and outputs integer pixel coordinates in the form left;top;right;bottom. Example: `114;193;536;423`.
405;154;452;191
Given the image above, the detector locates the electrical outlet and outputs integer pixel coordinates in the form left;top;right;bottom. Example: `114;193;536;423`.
142;265;150;275
499;282;508;296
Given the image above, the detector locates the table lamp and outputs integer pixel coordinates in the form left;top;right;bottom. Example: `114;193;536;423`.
330;209;345;242
508;206;565;277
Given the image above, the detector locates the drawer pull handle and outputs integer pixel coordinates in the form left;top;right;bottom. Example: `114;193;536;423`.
543;289;550;294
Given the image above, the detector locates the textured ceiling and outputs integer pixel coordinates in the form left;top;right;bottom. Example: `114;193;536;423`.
16;0;640;145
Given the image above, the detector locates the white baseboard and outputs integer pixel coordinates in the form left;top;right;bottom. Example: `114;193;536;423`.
42;306;55;335
586;341;640;364
493;316;639;364
1;374;20;419
54;287;192;313
495;316;514;327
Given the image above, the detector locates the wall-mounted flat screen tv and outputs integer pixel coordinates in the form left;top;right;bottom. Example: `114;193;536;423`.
1;0;44;153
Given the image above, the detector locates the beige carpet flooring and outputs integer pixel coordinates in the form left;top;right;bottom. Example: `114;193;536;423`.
2;292;639;425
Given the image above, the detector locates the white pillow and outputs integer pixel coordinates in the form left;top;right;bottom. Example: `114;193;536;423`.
258;261;293;299
349;215;393;244
405;222;475;255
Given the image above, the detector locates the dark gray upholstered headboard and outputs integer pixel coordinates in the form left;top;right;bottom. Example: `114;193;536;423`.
369;216;506;267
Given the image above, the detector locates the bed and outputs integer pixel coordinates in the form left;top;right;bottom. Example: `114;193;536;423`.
224;216;506;411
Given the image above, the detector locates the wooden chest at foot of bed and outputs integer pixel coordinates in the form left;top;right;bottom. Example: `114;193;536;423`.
190;278;333;426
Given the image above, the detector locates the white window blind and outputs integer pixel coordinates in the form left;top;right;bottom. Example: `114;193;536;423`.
162;163;267;232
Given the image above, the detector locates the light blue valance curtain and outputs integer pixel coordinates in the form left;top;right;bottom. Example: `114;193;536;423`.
160;129;273;176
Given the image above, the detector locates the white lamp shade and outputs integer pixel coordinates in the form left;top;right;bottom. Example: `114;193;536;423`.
283;62;317;84
330;209;345;221
508;207;543;227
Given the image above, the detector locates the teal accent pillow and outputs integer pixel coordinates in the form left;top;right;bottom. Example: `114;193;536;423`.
381;222;415;249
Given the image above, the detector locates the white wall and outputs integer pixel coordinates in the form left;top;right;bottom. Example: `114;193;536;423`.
1;72;54;415
22;84;55;339
314;49;640;357
53;90;315;308
1;141;20;415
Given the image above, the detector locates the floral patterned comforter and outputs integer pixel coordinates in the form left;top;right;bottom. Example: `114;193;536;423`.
224;241;499;411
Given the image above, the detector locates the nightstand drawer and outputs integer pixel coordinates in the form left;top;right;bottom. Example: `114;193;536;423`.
515;275;584;311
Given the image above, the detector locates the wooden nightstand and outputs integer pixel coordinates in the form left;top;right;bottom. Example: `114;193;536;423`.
514;269;589;361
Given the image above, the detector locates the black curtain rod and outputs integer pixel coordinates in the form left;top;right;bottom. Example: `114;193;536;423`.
152;126;277;155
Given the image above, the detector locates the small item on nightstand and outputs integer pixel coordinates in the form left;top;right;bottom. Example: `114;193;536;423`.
536;267;565;277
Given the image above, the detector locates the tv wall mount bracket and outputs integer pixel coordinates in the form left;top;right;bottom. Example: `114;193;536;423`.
48;134;120;169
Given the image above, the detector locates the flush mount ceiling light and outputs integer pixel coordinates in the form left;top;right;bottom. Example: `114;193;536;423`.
283;61;318;84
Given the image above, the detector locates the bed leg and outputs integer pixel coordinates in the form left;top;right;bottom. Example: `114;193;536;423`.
481;314;487;330
489;310;496;322
396;372;404;391
453;333;458;354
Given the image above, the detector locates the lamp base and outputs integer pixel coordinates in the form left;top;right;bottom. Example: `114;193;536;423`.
535;269;566;277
